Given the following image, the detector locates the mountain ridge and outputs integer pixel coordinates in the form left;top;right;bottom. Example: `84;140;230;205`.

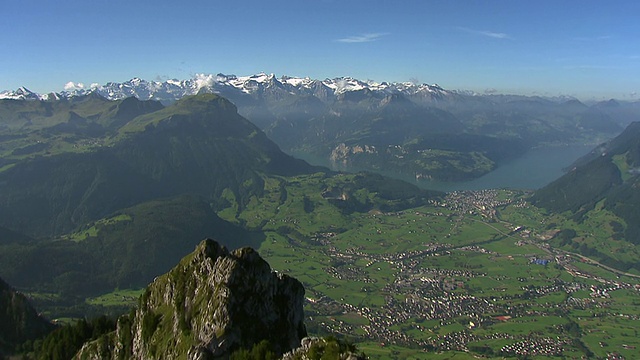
0;73;455;104
3;75;634;184
7;72;638;105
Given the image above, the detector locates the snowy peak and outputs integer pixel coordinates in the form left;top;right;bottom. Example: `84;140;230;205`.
1;73;457;104
323;77;371;94
0;86;42;100
280;75;314;88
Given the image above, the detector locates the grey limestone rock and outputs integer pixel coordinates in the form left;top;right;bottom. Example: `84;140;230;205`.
75;238;306;360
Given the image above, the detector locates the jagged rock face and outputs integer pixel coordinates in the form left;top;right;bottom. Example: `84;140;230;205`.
76;239;306;359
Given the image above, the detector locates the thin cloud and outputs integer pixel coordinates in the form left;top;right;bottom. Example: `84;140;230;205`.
563;64;619;70
458;27;511;39
573;35;612;41
336;32;388;43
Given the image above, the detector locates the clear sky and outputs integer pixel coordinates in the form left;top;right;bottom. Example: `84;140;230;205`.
2;0;639;100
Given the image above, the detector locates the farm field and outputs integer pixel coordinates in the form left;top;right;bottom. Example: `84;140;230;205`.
219;178;640;359
41;173;640;359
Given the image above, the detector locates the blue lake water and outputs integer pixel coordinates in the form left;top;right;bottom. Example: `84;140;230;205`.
293;144;596;192
417;144;595;192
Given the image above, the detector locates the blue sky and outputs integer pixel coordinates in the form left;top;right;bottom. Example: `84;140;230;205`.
2;0;639;100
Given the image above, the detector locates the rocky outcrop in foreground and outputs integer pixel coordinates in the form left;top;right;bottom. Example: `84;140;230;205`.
76;239;306;359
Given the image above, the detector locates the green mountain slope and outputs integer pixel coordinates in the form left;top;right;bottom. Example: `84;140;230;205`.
0;94;163;160
0;94;318;238
0;94;436;310
0;277;55;354
0;196;263;299
531;121;640;269
0;168;437;305
530;156;622;214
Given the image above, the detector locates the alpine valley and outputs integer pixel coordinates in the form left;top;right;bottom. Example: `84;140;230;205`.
3;74;638;182
0;75;640;359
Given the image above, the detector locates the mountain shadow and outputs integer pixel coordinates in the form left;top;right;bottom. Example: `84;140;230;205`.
0;277;55;355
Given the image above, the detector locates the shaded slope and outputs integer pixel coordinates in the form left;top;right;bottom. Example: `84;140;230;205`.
0;277;55;354
0;195;263;298
530;156;622;214
531;121;640;246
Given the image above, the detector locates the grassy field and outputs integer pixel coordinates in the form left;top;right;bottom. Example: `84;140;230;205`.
57;178;640;359
86;288;144;307
240;183;640;358
63;214;133;242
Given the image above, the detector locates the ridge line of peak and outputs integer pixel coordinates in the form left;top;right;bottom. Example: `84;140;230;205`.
1;73;455;102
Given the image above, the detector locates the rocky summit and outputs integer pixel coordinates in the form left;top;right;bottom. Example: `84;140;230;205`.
75;239;307;359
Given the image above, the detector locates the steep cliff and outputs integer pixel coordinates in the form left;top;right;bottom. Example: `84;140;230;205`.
75;239;306;359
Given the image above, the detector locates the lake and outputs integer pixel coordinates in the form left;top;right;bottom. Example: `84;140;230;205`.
292;144;595;192
418;144;595;192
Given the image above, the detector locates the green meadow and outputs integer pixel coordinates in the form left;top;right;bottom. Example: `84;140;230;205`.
86;288;144;307
43;173;640;359
238;183;640;358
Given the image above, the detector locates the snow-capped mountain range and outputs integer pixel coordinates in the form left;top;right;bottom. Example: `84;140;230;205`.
0;73;456;103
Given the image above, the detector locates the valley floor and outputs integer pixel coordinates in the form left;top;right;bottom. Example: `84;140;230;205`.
246;186;640;359
29;177;640;359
